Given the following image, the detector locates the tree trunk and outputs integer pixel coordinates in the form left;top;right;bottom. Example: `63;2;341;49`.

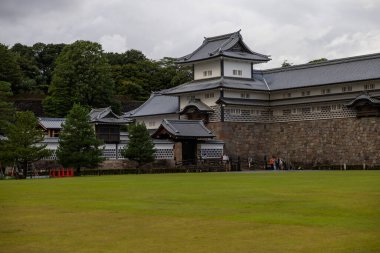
76;166;81;176
22;161;28;179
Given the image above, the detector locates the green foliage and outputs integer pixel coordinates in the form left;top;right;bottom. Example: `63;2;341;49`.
109;54;192;100
2;40;191;104
56;104;104;175
122;123;155;168
11;43;40;93
118;80;145;100
308;58;328;64
43;41;115;117
281;60;293;67
10;43;66;94
0;44;23;93
104;49;147;65
0;81;15;133
0;111;52;178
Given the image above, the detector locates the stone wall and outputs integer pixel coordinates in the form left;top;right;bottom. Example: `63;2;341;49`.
208;117;380;167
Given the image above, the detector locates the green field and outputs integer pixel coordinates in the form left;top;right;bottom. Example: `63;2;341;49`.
1;171;379;253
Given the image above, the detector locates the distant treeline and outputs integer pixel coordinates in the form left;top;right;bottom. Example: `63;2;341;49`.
0;41;192;116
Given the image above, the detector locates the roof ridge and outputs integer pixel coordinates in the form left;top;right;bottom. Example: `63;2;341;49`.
205;30;240;42
163;119;179;133
260;52;380;73
178;30;240;62
129;93;157;116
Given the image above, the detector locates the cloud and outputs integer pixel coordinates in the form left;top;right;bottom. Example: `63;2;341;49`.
99;34;128;53
0;0;379;68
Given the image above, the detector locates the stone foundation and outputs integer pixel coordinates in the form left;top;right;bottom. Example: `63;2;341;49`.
208;117;380;167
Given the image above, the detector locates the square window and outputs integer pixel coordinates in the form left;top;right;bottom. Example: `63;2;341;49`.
233;69;242;76
311;106;321;113
364;84;375;90
240;93;250;99
291;108;302;115
205;93;214;99
321;89;330;95
342;86;352;92
227;108;241;115
250;109;261;116
331;104;342;111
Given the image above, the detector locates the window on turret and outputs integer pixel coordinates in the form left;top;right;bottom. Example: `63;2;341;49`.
203;70;212;77
233;69;242;76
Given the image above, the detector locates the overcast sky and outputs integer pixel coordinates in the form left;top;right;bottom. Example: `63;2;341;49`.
1;0;379;68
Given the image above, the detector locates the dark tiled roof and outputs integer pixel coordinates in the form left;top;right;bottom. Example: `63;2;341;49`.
254;53;380;90
180;99;214;113
152;119;215;139
177;31;270;63
123;93;178;118
346;93;380;107
89;107;132;124
38;117;65;129
270;93;356;106
162;76;268;95
216;97;269;107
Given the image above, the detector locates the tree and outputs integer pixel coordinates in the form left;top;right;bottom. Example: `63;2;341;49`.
0;81;15;134
56;104;104;175
43;41;116;117
308;58;328;64
9;43;66;94
0;44;23;93
281;60;293;67
11;43;41;93
0;111;52;178
122;123;155;171
32;43;66;93
105;49;147;65
119;80;145;100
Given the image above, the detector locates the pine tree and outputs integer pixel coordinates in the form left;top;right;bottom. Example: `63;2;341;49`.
122;123;155;171
56;104;104;175
0;111;52;178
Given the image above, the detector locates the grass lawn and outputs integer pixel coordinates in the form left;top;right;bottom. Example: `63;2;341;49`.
0;171;379;253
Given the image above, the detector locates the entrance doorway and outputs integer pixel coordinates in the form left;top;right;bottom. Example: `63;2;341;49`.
182;140;197;164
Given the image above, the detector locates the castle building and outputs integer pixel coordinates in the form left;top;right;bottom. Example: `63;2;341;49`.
128;31;380;167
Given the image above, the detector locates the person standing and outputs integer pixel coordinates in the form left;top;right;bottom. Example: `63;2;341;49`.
222;154;229;171
269;157;275;170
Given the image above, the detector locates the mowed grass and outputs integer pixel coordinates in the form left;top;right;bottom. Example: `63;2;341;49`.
0;171;379;253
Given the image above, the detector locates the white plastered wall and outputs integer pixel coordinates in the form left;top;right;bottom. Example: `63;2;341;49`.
224;59;252;78
194;60;221;80
135;114;179;129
